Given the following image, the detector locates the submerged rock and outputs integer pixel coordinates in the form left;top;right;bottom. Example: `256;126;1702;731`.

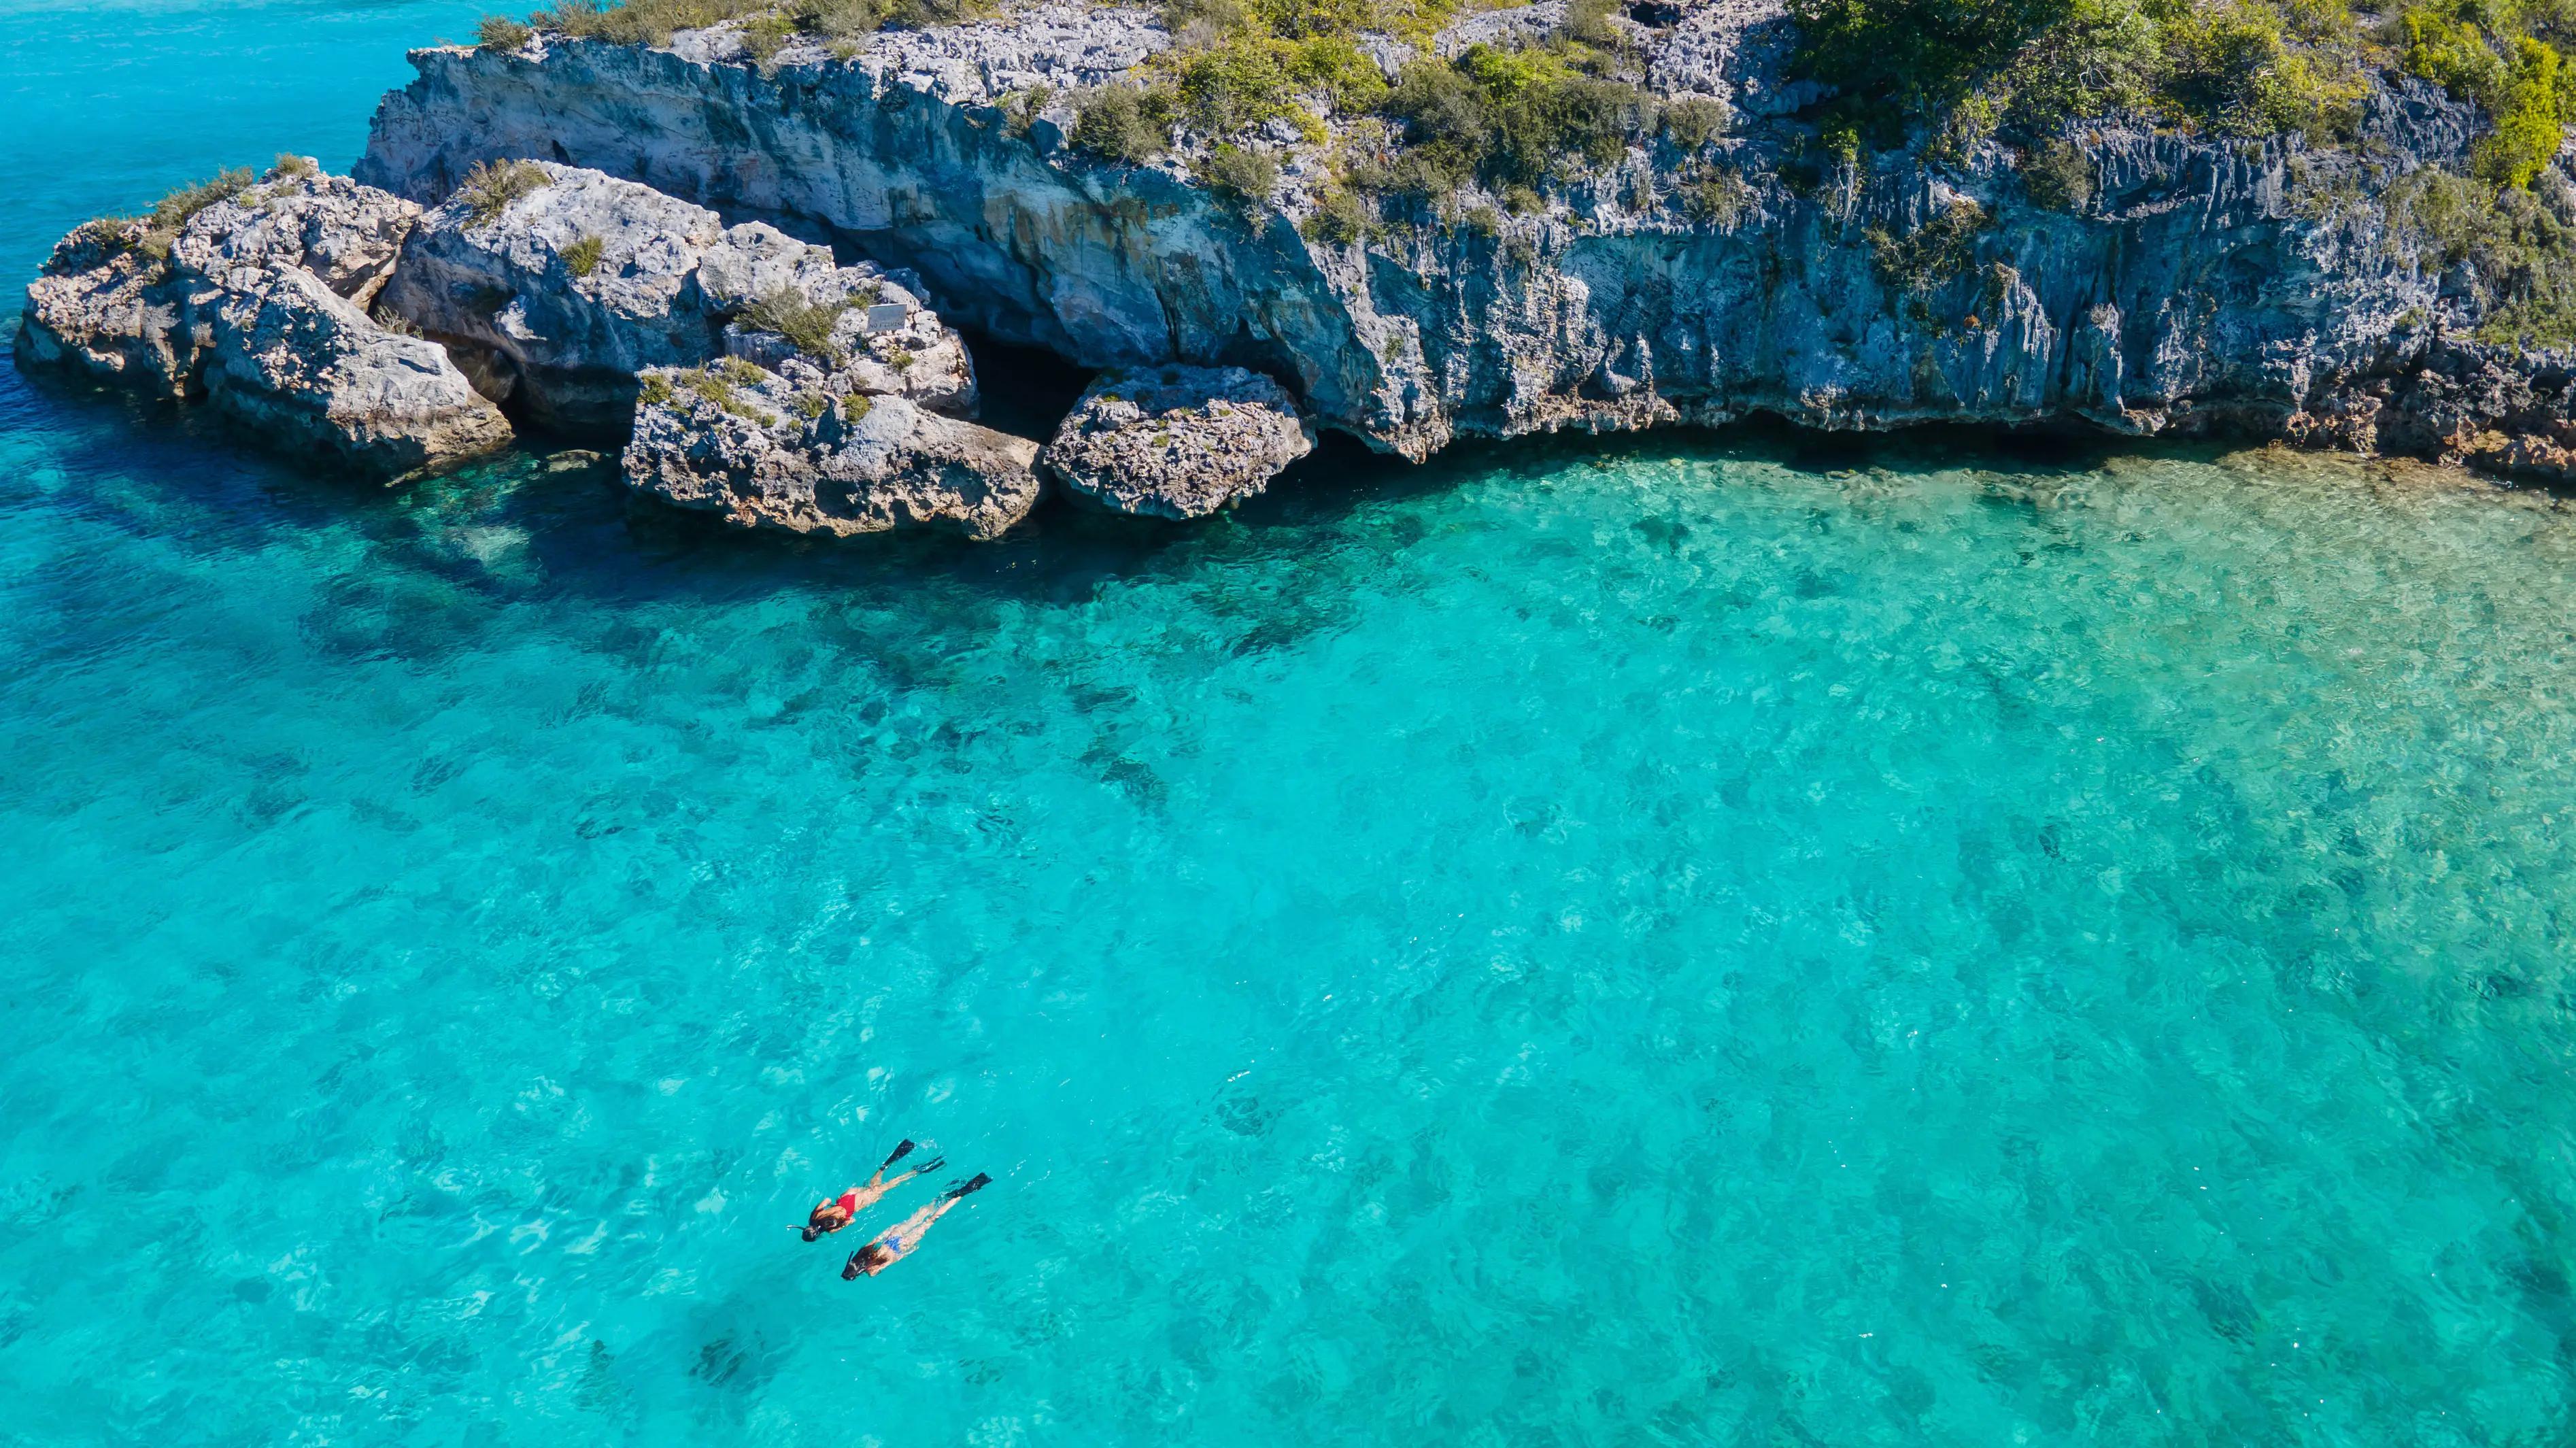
1042;365;1315;518
624;360;1038;539
377;161;976;434
16;163;510;476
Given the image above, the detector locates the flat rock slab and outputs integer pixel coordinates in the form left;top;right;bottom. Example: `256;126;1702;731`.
1041;365;1316;519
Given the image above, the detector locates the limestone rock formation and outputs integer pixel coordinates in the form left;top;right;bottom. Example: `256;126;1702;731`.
624;362;1039;540
1042;365;1315;518
719;267;977;418
377;161;975;433
198;265;523;471
16;163;510;476
352;1;2576;478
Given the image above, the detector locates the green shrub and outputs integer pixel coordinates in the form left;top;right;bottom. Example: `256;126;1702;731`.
1561;0;1623;47
478;13;535;47
1301;186;1372;242
150;168;256;232
2472;35;2576;184
2158;0;2362;138
2018;135;2095;209
270;153;318;178
2001;0;2161;131
795;390;834;420
561;233;607;276
2396;0;2576;184
740;11;796;60
1680;169;1752;224
2390;165;2576;342
742;287;855;361
1074;84;1176;162
637;372;677;408
1379;46;1657;195
1287;34;1392;110
1253;0;1455;43
454;158;552;224
1867;197;1990;290
786;0;887;38
878;0;998;27
1002;84;1054;135
1383;56;1493;171
1789;0;2072;127
1199;142;1283;202
1661;95;1728;152
1174;35;1297;131
2397;3;2511;103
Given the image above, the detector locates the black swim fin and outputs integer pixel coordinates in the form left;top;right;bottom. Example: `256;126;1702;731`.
912;1156;947;1178
879;1139;917;1171
945;1173;992;1201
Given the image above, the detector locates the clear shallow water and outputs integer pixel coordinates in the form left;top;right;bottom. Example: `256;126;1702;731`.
8;8;2576;1447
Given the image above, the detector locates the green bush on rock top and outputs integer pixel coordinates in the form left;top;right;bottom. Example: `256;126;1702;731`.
454;158;552;225
1074;84;1176;163
2391;165;2576;343
1786;0;2368;146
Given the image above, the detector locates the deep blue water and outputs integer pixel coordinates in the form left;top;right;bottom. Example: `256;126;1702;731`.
8;5;2576;1444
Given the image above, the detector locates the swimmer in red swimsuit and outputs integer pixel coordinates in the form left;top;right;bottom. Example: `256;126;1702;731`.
844;1173;991;1279
800;1141;944;1241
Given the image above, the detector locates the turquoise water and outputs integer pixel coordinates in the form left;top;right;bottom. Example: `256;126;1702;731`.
10;7;2576;1445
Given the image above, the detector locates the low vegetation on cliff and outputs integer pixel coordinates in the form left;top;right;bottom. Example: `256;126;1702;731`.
488;0;994;50
456;0;2576;343
1793;0;2576;189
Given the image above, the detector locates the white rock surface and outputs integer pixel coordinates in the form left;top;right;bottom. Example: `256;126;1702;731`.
1042;364;1315;518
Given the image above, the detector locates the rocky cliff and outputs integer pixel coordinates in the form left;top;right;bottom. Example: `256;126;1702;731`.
350;0;2575;478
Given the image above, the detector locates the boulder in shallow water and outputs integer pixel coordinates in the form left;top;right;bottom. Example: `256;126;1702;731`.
1040;365;1315;519
14;162;511;476
200;266;515;475
624;360;1038;540
378;161;975;433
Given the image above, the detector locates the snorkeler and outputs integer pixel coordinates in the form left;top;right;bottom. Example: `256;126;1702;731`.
843;1174;992;1279
800;1141;945;1241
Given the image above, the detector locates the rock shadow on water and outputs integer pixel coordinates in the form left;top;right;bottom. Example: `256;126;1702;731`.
21;341;2567;641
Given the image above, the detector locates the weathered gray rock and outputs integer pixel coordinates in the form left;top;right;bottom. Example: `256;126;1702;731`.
719;269;977;416
172;165;420;307
624;361;1039;539
199;265;518;473
18;221;192;393
1042;365;1315;518
377;161;975;432
345;4;2566;479
15;163;510;475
